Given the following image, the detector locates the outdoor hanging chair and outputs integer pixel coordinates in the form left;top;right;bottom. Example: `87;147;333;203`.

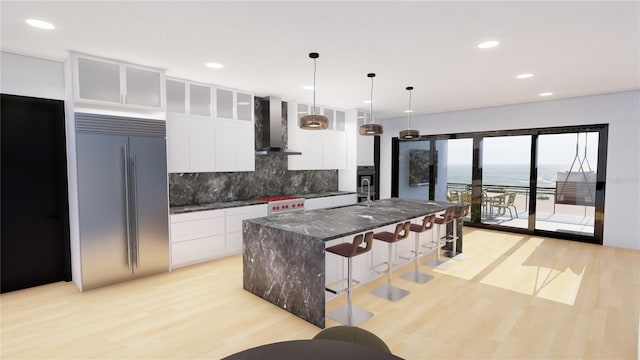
555;133;596;206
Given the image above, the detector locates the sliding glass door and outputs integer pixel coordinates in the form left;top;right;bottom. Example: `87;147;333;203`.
391;124;607;245
481;135;531;229
535;132;599;236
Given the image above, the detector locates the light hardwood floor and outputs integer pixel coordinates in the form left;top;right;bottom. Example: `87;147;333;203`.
2;228;639;359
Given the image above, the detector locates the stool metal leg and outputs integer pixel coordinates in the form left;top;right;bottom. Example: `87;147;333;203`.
371;243;410;301
443;219;467;260
424;224;453;270
327;256;373;326
401;232;434;284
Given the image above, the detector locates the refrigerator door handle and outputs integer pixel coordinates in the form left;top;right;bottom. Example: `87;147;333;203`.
123;144;133;273
132;154;140;269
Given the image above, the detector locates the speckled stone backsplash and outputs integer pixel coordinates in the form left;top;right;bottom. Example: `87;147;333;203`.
169;97;338;207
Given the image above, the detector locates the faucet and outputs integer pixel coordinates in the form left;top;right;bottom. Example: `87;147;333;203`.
361;178;371;207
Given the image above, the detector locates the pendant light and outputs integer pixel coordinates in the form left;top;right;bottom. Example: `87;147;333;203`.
299;52;329;130
359;73;383;136
399;86;419;139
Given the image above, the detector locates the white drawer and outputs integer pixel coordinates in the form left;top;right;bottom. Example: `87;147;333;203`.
226;210;268;233
226;204;267;216
171;216;225;243
171;234;225;267
332;194;357;207
226;231;243;254
171;209;225;223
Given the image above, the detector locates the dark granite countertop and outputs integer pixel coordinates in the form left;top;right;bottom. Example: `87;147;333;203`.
170;200;267;214
298;191;356;199
170;191;356;214
244;198;454;241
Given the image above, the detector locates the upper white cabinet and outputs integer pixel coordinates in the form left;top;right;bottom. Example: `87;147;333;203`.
190;83;212;117
356;111;374;166
166;79;186;114
216;88;254;121
236;92;253;121
287;102;347;171
166;78;212;117
216;88;234;119
72;53;165;111
166;77;255;173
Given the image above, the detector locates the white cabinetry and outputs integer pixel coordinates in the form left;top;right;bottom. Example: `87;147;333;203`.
170;209;226;268
216;88;254;122
214;120;255;172
165;77;254;173
166;114;216;173
72;53;165;111
287;102;347;170
338;110;374;192
305;194;357;211
170;204;267;269
356;111;375;166
225;204;267;254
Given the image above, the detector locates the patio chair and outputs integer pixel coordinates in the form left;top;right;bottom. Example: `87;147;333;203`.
448;191;460;203
493;192;518;219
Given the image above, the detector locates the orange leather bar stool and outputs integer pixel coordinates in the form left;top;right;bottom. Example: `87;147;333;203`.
400;214;436;284
326;231;374;326
443;205;469;260
370;222;412;301
424;207;456;270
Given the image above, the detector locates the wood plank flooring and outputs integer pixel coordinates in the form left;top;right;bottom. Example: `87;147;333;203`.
1;228;639;359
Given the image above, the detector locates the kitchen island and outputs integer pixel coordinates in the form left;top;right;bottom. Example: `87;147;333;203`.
242;198;456;328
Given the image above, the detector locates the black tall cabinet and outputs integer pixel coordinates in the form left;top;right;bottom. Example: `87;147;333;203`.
1;94;71;293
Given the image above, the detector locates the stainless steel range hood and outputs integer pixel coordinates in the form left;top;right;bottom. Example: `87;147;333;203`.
256;96;302;155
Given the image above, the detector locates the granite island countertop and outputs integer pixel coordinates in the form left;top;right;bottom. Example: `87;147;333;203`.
244;198;452;241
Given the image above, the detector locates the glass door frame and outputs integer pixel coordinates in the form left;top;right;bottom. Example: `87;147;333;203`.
391;124;608;245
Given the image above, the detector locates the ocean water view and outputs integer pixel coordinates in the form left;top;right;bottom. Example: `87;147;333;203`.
446;163;592;188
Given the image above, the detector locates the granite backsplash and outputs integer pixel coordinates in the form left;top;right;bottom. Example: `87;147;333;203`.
169;97;338;207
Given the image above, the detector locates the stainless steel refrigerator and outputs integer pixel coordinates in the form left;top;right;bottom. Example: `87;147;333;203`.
76;113;169;290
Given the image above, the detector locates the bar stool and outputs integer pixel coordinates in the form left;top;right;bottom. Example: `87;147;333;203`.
443;205;469;260
424;207;456;270
326;231;374;326
370;221;412;301
400;214;436;284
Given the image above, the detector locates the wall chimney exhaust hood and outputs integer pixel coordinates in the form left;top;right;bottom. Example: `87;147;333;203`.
256;96;302;155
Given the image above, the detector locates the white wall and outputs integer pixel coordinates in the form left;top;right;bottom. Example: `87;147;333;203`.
0;52;65;100
380;91;640;250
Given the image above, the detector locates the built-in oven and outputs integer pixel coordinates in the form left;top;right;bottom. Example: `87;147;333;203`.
357;166;376;202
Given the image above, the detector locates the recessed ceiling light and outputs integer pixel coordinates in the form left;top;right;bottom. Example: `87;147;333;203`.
516;73;534;79
363;100;373;104
357;116;364;119
237;102;250;106
205;62;224;69
539;92;553;97
403;110;413;113
477;40;500;49
302;85;314;90
26;18;55;30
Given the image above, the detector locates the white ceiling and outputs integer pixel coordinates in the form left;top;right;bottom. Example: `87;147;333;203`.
1;1;639;120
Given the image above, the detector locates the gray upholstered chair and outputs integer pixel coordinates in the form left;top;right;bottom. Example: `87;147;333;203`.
312;326;391;354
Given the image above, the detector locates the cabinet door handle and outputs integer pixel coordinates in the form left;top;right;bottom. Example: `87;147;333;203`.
131;154;140;269
123;145;132;272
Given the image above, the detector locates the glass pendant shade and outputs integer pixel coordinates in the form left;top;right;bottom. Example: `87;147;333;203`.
399;129;419;139
300;52;328;130
359;123;383;135
399;86;419;139
300;114;329;130
359;72;383;136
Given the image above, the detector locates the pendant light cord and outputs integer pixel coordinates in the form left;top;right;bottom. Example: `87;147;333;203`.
407;89;412;128
370;76;374;124
312;58;317;116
